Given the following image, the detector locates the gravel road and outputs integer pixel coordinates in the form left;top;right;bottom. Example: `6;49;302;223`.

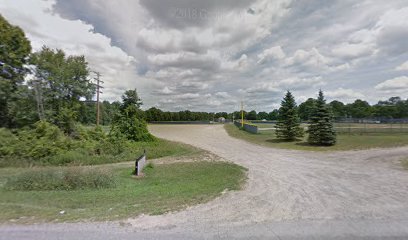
2;124;408;239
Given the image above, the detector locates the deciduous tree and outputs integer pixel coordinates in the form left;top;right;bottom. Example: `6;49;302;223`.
0;14;32;127
29;47;95;133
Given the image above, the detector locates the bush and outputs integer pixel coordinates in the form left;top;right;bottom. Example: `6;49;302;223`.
0;121;72;165
110;114;155;142
0;122;119;166
4;167;116;191
0;128;19;156
0;121;194;167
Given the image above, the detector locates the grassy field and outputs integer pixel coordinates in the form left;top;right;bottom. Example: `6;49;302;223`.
225;124;408;151
0;161;247;223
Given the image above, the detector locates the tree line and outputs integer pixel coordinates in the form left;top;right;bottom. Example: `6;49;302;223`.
140;96;408;123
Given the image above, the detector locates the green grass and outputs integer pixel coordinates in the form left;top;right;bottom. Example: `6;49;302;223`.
225;124;408;151
255;123;276;128
402;159;408;169
0;161;247;223
4;167;115;191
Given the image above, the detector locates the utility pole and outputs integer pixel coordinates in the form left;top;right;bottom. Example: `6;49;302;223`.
33;79;45;121
93;71;104;126
241;101;244;128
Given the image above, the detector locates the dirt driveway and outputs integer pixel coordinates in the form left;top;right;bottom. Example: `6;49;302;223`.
129;124;408;228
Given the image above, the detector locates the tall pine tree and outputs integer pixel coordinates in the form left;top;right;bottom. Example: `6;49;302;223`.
307;90;336;146
275;91;304;141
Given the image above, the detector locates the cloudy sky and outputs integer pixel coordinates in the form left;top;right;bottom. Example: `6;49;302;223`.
1;0;408;112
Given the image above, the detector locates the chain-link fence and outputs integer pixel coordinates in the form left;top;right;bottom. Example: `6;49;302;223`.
252;119;408;134
334;118;408;134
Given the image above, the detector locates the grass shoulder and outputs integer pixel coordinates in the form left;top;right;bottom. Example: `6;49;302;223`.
225;124;408;151
0;158;247;223
402;159;408;170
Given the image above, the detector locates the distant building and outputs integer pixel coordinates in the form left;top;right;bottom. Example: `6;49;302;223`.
218;117;226;123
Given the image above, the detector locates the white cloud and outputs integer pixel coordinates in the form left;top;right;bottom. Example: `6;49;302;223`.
215;92;231;98
243;82;281;94
147;52;220;71
331;43;374;59
2;0;408;111
0;0;144;103
221;54;250;71
180;81;209;90
375;7;408;55
239;76;324;96
159;86;173;94
285;48;334;71
374;76;408;92
174;93;201;100
325;88;365;102
396;61;408;71
276;76;325;90
257;46;286;64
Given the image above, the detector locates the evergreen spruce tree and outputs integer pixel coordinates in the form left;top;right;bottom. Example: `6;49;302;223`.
275;91;304;141
307;90;336;146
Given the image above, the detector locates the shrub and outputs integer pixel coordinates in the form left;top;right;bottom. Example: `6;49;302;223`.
4;167;116;191
110;114;155;142
0;128;19;156
87;126;106;141
56;106;78;135
16;121;72;160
